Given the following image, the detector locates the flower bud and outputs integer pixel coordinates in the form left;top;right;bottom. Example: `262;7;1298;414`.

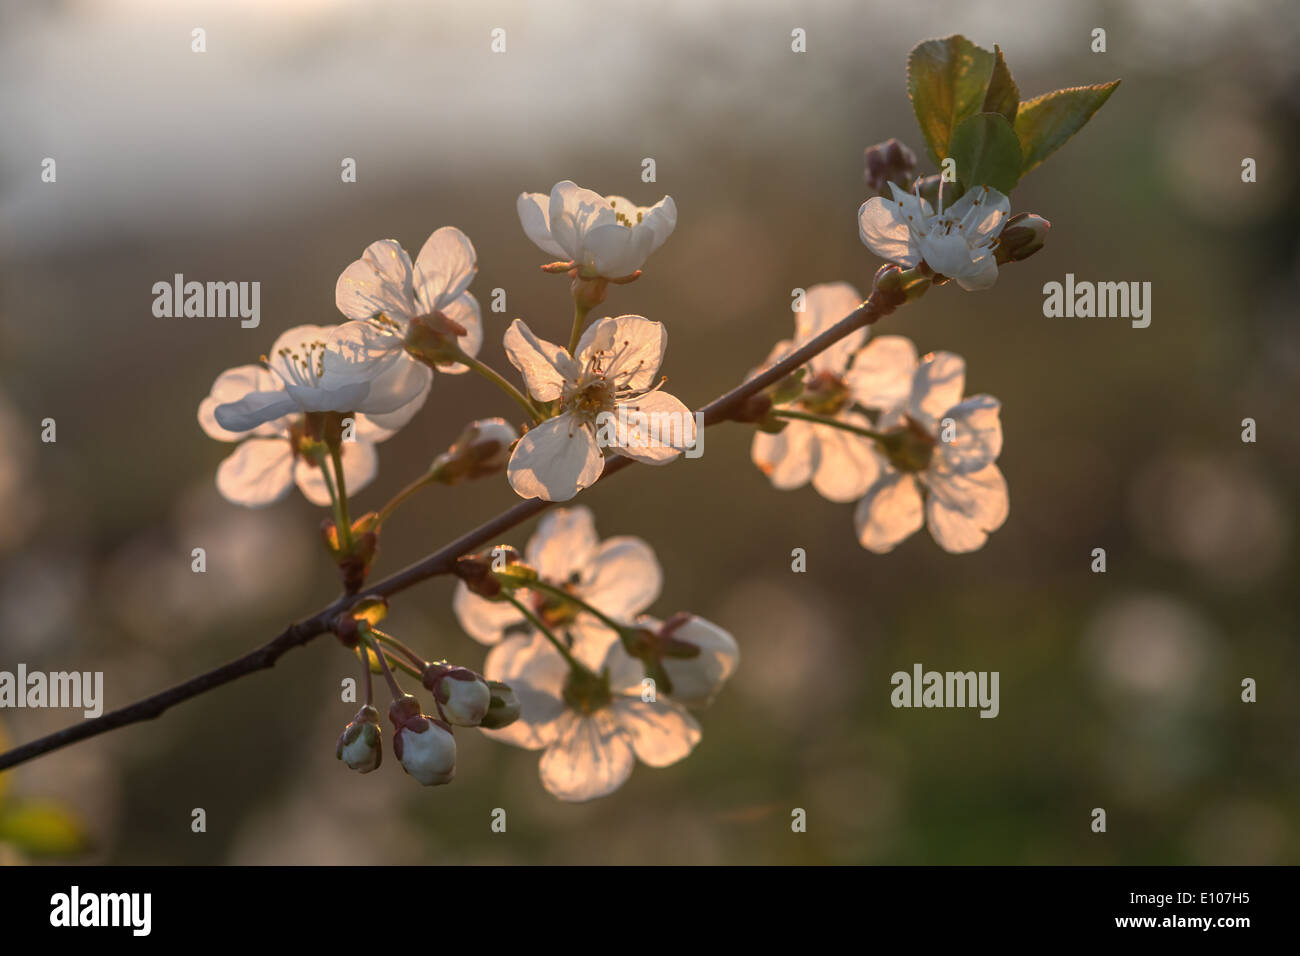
336;705;382;773
626;613;740;708
994;212;1050;264
422;663;493;727
430;418;519;485
864;138;918;193
872;264;929;307
480;681;521;730
389;695;456;786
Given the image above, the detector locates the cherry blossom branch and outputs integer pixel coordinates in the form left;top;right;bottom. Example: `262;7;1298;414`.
0;274;906;774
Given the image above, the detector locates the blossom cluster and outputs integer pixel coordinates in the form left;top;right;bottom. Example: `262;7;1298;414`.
191;31;1110;801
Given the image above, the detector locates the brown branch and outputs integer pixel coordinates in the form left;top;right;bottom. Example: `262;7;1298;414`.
0;278;904;773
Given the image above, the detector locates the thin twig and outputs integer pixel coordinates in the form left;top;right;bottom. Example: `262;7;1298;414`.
0;288;895;773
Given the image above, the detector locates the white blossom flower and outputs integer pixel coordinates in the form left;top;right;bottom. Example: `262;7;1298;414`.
503;315;693;501
331;226;484;396
209;324;431;435
849;336;1008;553
453;506;661;655
198;331;402;507
517;180;676;279
750;282;884;502
481;632;700;802
336;705;382;773
858;183;1010;291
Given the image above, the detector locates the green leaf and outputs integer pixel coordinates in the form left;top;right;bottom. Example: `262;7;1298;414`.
907;35;996;165
948;112;1023;195
0;802;88;856
1014;80;1121;175
982;45;1019;122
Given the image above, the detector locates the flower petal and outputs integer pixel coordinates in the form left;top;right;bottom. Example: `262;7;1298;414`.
933;394;1002;474
799;282;866;374
548;181;615;259
918;230;977;280
508;416;605;502
334;239;415;323
213;389;301;433
853;469;924;553
751;418;818;490
608;390;695;464
452;579;527;645
612;697;700;768
293;439;377;506
605;194;677;253
949;186;1011;243
215;438;294;507
322;319;403;384
198;365;287;441
526;506;599;582
578;535;662;620
481;632;568;750
357;352;433;419
432;292;483;374
352;413;398;444
503;319;578;402
411;226;476;316
908;350;965;430
576;315;666;393
539;710;635;802
811;413;881;502
858;196;920;266
641;195;677;252
953;253;999;291
517;191;568;258
584;222;654;277
844;334;918;411
924;463;1009;553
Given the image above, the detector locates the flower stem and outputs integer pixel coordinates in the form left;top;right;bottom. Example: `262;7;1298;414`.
371;628;427;671
567;301;591;356
326;444;355;553
502;592;592;676
360;647;374;706
528;579;629;637
770;408;889;442
460;353;544;423
367;634;405;697
377;472;438;526
384;652;422;681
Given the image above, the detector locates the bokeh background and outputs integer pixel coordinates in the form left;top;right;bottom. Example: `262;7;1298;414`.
1;0;1297;864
